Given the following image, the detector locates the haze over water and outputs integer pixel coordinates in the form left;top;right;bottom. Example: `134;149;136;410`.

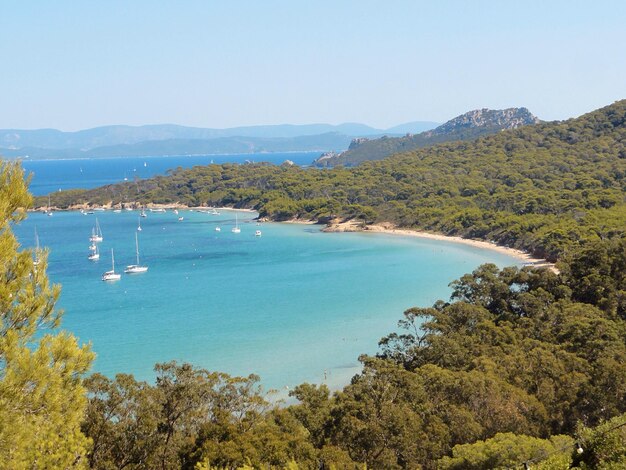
16;208;522;392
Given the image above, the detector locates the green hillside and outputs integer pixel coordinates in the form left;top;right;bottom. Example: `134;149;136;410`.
47;100;626;262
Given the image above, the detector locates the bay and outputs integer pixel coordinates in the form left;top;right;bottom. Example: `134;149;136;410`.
19;151;317;196
15;209;522;392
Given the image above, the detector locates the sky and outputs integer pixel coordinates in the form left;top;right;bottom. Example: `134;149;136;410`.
1;0;625;130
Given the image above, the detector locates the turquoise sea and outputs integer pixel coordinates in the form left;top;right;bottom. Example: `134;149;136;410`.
15;209;522;392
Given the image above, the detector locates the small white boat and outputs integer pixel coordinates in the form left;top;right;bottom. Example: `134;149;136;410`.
140;209;147;218
89;218;103;242
215;227;221;232
150;208;166;213
173;209;179;215
178;217;184;221
231;213;241;233
137;217;143;231
88;244;100;261
94;208;105;212
255;230;262;237
124;233;148;274
101;249;121;281
210;208;220;215
113;209;121;213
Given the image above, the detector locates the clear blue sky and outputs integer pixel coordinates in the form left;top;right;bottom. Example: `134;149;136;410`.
1;0;624;130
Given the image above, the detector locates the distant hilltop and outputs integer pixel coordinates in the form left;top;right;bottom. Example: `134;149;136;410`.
314;107;541;167
0;121;439;160
428;107;540;135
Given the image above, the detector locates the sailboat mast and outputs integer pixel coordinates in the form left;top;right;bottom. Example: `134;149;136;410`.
111;249;115;271
135;232;140;264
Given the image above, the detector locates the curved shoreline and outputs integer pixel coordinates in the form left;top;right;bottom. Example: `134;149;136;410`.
322;220;558;273
32;203;558;272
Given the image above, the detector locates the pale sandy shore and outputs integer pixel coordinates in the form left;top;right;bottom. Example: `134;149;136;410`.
323;220;558;273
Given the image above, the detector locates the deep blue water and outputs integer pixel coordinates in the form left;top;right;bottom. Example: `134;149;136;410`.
15;210;522;392
20;151;317;196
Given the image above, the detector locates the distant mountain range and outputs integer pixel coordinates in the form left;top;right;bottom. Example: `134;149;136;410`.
313;108;541;167
0;121;439;159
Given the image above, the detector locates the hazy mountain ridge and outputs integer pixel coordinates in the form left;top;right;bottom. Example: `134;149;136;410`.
314;107;541;167
0;133;357;160
0;121;439;152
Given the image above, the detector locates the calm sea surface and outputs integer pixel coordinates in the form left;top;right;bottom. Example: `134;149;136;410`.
15;209;522;392
20;151;317;196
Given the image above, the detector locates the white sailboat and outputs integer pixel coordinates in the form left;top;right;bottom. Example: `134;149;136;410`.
124;233;148;274
137;217;142;231
101;249;121;281
89;218;103;242
140;208;147;218
88;243;100;261
255;230;262;237
231;213;241;233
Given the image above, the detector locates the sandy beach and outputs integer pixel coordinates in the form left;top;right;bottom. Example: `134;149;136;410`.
323;219;558;273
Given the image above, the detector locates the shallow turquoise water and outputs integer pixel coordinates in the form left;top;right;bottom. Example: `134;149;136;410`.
15;210;521;391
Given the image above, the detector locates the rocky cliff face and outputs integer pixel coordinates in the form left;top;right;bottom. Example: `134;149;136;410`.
313;107;541;167
348;137;370;149
428;108;540;136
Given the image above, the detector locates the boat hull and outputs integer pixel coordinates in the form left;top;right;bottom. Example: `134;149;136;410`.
124;265;148;274
102;272;121;281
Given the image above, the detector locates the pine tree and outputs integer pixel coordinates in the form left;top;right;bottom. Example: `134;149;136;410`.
0;161;94;468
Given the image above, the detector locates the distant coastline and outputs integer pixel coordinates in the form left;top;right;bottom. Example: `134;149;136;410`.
10;149;322;162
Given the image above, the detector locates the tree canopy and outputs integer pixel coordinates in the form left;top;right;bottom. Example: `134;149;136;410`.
0;161;94;468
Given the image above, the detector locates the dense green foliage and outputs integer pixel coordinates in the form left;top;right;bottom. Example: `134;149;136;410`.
0;162;94;468
82;364;318;469
45;100;626;262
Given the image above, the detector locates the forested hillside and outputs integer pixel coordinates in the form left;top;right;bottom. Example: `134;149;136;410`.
46;100;626;262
